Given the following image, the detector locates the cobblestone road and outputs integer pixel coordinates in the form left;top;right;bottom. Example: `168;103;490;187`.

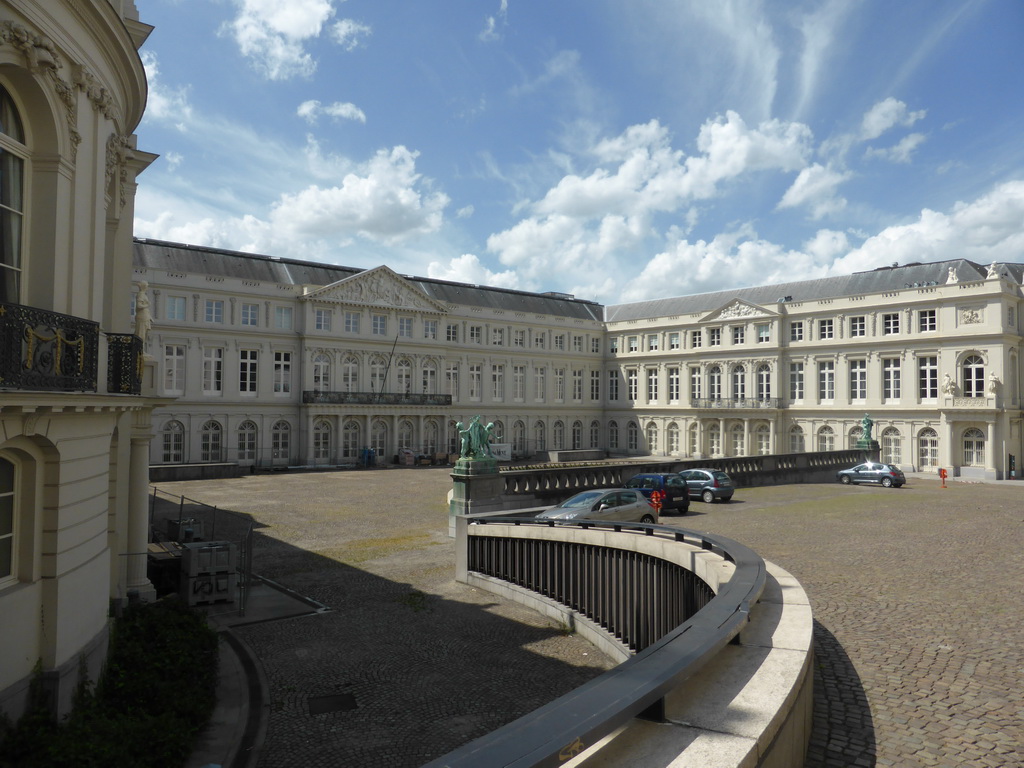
154;469;1024;767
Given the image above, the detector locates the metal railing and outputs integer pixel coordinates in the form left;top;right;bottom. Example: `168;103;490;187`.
429;518;766;767
106;333;143;394
301;390;453;406
0;301;99;391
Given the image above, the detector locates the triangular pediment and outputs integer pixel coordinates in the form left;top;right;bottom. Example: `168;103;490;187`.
302;266;447;313
700;299;775;323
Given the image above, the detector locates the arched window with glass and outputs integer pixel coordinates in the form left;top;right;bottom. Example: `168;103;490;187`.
708;366;722;401
732;365;746;401
553;420;565;450
789;425;805;453
491;420;505;451
707;423;721;455
341;355;359;392
398;420;414;451
424;420;439;454
421;360;438;394
688;423;698;455
881;427;902;465
201;420;223;462
848;426;863;450
512;421;526;455
962;355;985;398
755;423;771;455
162;420;184;463
590;420;601;449
645;421;658;453
817;425;835;452
667;422;680;454
397;359;412;394
313;419;332;461
572;420;583;450
533;420;546;451
918;428;938;468
627;421;639;451
0;85;26;304
272;420;290;462
312;353;331;392
963;427;985;466
371;419;387;457
237;420;258;462
607;421;618;450
756;365;771;401
730;423;744;456
370;358;387;395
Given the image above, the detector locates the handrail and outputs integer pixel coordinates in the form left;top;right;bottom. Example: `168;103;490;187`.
427;519;766;768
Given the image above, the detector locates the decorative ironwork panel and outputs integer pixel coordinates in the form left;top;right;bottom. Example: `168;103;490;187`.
302;391;452;406
0;302;99;392
106;333;143;394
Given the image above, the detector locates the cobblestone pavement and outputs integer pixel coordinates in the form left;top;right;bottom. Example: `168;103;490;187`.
154;469;1024;768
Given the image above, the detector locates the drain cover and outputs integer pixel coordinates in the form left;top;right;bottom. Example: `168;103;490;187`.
308;693;357;715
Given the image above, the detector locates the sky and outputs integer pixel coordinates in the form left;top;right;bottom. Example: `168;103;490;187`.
134;0;1024;305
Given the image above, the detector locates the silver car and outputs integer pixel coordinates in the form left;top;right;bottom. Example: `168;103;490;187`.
536;489;657;524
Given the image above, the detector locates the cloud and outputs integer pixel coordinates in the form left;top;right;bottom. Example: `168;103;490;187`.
140;52;192;129
223;0;335;80
860;97;926;141
864;132;926;164
427;253;519;288
480;0;509;41
456;205;475;218
331;18;371;50
777;163;851;218
298;99;367;124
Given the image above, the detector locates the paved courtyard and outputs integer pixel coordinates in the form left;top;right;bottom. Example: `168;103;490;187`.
154;469;1024;767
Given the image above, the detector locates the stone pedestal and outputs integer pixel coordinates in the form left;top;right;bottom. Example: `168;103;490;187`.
856;439;880;462
449;457;506;537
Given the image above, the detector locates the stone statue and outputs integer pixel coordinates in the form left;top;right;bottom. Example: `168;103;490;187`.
942;373;955;395
946;266;958;284
860;413;874;442
988;373;999;394
134;281;152;344
986;262;999;279
457;415;494;459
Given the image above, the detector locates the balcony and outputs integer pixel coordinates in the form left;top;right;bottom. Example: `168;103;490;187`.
302;391;453;406
692;397;780;409
0;301;99;392
106;333;143;395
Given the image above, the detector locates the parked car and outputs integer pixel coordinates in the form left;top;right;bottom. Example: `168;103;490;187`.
623;473;691;514
837;462;906;488
678;468;735;503
536;489;657;524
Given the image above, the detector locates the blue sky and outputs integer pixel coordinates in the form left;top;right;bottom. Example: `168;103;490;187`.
134;0;1024;304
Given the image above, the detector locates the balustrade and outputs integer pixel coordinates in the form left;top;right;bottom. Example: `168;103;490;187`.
302;391;453;406
0;302;99;392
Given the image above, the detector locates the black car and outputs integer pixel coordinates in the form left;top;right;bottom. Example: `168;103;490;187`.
623;473;691;514
678;468;735;503
837;462;906;488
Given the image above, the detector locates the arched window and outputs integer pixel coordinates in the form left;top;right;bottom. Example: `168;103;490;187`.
313;353;331;392
755;424;771;455
397;359;412;394
688;423;698;455
645;421;658;453
513;421;526;454
0;85;26;304
201;420;223;462
341;420;359;459
882;427;902;465
963;427;985;466
918;428;938;468
448;420;460;454
370;358;387;394
424;420;439;454
789;425;805;453
817;425;835;452
398;420;414;451
848;426;863;449
608;421;619;450
732;365;746;400
590;420;601;449
627;421;639;451
534;420;546;451
572;420;583;450
962;355;984;398
313;419;332;461
708;423;721;455
371;420;387;457
422;360;438;394
667;423;680;454
0;455;14;583
756;365;771;400
708;366;722;400
731;423;744;455
237;420;258;461
553;420;565;450
162;420;184;463
341;355;358;392
271;420;290;461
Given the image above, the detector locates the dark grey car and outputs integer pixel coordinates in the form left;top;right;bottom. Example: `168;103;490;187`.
536;489;657;523
679;468;735;503
837;462;906;488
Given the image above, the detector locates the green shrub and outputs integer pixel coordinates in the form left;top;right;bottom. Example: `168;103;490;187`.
0;598;219;768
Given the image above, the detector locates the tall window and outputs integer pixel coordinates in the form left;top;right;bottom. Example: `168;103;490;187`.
732;365;746;400
572;369;583;400
424;319;437;339
591;370;601;401
492;364;504;400
626;369;638;400
667;423;680;454
732;325;745;345
272;421;290;461
446;324;458;343
849;359;866;400
707;423;721;456
962;355;985;397
627;422;639;451
398;420;414;451
789;362;804;401
919;356;938;399
534;421;546;451
167;296;186;321
424;421;439;454
790;322;803;342
315;308;331;331
818;360;835;400
590;420;601;449
241;303;259;327
554;368;566;400
342;356;358;392
882;427;902;464
201;421;223;462
789;426;805;453
399;317;413;337
918;428;938;468
818;425;835;452
755;424;771;455
553;421;565;450
645;422;658;453
164;345;185;394
397;359;412;394
572;421;583;450
690;366;701;401
342;420;360;459
731;423;744;456
756;365;771;400
446;363;459;396
162;421;185;463
646;368;658;402
274;351;292;394
202;347;223;394
470;325;482;344
422;361;438;394
239;349;258;393
237;420;257;461
708;366;722;400
534;366;546;400
469;364;481;399
514;366;526;400
513;421;526;455
372;314;387;336
0;86;26;304
370;357;386;393
883;358;901;400
607;370;618;401
313;353;331;392
668;367;680;401
691;330;703;348
608;421;618;450
313;419;332;461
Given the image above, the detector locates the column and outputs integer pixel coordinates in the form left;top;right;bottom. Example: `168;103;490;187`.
126;435;156;601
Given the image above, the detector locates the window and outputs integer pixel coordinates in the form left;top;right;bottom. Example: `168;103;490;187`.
167;296;186;321
590;421;601;449
918;428;938;468
422;361;437;394
469;325;482;344
818;425;835;452
818;360;835;400
627;369;638;400
609;337;619;354
313;354;331;392
342;420;360;459
755;424;771;456
669;332;680;350
554;368;565;400
707;423;721;456
345;311;360;333
708;366;722;400
709;328;721;346
201;421;223;462
372;314;387;336
919;309;936;332
553;421;565;450
849;359;866;400
591;370;601;401
818;319;833;339
315;308;331;331
162;420;184;463
789;426;805;453
790;322;803;342
446;363;459;396
591;338;600;353
963;428;985;466
627;422;639;451
756;365;771;400
202;348;223;394
646;368;658;402
628;336;639;352
882;427;902;464
492;328;505;346
425;421;439;454
883;358;901;400
534;421;546;451
607;370;618;401
514;330;526;347
514;366;526;400
241;303;259;327
0;457;13;583
397;359;411;393
732;365;746;400
645;422;658;453
668;367;680;401
398;420;414;451
370;420;387;459
534;367;545;400
963;355;984;397
239;350;258;393
0;87;26;304
274;351;292;394
850;316;865;337
919;356;937;398
164;344;185;393
757;324;770;343
205;299;224;323
608;421;618;450
554;334;566;351
370;358;386;393
789;362;804;401
272;421;290;461
647;334;659;351
237;421;257;461
883;313;900;335
423;319;437;339
492;364;504;400
691;330;702;348
313;420;331;461
572;421;583;450
573;335;583;352
690;366;701;401
398;317;413;338
535;334;545;349
573;369;583;400
446;324;458;343
469;364;481;399
274;306;293;329
731;424;744;456
667;423;680;454
732;325;745;345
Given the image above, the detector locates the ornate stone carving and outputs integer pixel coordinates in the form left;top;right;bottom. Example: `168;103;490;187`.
105;133;133;209
718;302;765;320
308;267;445;312
960;307;983;324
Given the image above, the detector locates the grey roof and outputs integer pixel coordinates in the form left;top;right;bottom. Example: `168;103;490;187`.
133;239;604;322
605;259;1024;322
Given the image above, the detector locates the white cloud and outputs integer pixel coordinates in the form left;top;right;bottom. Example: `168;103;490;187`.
777;163;851;218
860;97;926;141
140;52;192;129
480;0;509;41
223;0;335;80
331;19;371;50
456;205;475;218
297;99;367;124
427;253;519;288
864;132;926;164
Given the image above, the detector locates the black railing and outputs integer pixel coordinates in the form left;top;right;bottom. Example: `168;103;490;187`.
302;391;452;406
106;333;143;395
692;397;780;409
0;301;99;392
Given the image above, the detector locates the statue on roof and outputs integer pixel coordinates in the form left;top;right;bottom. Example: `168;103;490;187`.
946;266;959;284
986;262;1000;279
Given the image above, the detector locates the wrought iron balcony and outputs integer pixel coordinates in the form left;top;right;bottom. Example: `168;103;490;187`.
106;333;143;395
692;397;780;409
302;390;453;406
0;301;99;392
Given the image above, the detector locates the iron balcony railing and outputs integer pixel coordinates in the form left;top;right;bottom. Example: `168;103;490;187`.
302;390;453;406
692;396;780;409
0;301;99;392
106;333;144;395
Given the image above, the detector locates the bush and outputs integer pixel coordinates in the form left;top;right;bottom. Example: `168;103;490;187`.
0;598;219;768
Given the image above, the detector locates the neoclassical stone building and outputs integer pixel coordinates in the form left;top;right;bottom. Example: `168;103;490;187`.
135;239;1024;482
0;1;157;720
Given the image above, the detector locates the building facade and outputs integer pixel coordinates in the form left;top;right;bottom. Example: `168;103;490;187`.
135;241;1024;481
0;0;157;720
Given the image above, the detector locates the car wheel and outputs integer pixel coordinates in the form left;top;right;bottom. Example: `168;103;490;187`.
640;514;655;524
840;475;852;484
702;489;715;504
881;477;893;488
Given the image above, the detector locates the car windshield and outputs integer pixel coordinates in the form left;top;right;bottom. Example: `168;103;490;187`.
558;491;605;508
